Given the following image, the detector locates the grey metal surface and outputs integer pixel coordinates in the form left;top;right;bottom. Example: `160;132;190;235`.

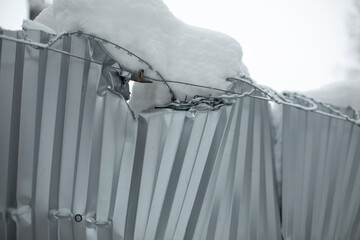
0;29;282;239
1;28;360;240
281;96;360;240
0;28;130;240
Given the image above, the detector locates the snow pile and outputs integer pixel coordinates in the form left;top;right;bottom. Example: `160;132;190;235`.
23;19;56;34
306;73;360;111
34;0;248;115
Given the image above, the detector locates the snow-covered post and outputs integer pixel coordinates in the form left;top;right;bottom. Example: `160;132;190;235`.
29;0;45;20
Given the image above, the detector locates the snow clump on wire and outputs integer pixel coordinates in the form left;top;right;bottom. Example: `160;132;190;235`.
34;0;249;115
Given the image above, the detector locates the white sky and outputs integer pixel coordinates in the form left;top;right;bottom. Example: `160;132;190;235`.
0;0;354;92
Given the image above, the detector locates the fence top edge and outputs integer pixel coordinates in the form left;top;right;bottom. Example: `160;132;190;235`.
0;28;359;126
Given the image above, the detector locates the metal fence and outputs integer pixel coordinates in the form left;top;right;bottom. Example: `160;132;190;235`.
0;29;359;240
282;100;360;239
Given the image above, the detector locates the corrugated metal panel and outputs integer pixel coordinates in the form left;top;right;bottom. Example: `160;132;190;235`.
0;29;281;239
2;28;360;240
281;97;360;240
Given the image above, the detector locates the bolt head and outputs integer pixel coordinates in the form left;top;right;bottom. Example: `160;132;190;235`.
74;214;82;222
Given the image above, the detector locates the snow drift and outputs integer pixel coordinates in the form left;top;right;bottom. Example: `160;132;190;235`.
34;0;249;115
306;73;360;111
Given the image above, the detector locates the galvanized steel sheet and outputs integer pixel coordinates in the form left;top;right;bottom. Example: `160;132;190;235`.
0;29;282;239
1;28;360;240
281;98;360;240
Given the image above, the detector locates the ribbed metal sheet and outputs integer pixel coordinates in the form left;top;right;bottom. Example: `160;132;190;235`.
0;29;281;239
282;101;360;239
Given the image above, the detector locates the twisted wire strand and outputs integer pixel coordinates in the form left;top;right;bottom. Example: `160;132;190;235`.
0;29;359;125
22;28;176;99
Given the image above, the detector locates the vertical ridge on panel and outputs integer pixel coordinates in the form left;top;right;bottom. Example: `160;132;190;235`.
229;98;249;239
292;109;307;239
190;106;232;240
107;96;128;214
163;113;208;239
84;92;105;239
327;121;353;238
258;100;270;239
315;119;339;238
144;113;186;240
108;96;131;223
310;116;330;239
300;113;321;239
258;101;271;238
262;101;281;239
112;103;137;240
72;40;91;240
95;92;122;240
334;125;360;238
93;92;113;240
281;106;298;238
48;35;72;240
8;32;26;240
343;134;360;239
72;56;102;239
134;114;166;240
198;106;234;239
15;30;41;240
257;101;267;239
56;35;86;240
0;31;17;240
8;31;26;214
173;109;224;239
155;115;194;240
31;31;50;240
211;102;241;240
237;97;255;239
34;38;63;240
223;100;245;240
248;99;262;240
350;129;360;238
280;106;289;238
124;115;148;240
320;120;346;240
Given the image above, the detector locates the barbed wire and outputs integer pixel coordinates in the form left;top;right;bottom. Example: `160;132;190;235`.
22;28;176;100
0;28;359;125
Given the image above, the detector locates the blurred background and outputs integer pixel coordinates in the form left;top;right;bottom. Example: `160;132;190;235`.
0;0;359;106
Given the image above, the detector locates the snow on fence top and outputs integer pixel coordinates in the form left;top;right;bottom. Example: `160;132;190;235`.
34;0;249;114
1;27;359;125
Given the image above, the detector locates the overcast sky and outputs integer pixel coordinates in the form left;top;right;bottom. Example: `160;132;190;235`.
0;0;355;92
